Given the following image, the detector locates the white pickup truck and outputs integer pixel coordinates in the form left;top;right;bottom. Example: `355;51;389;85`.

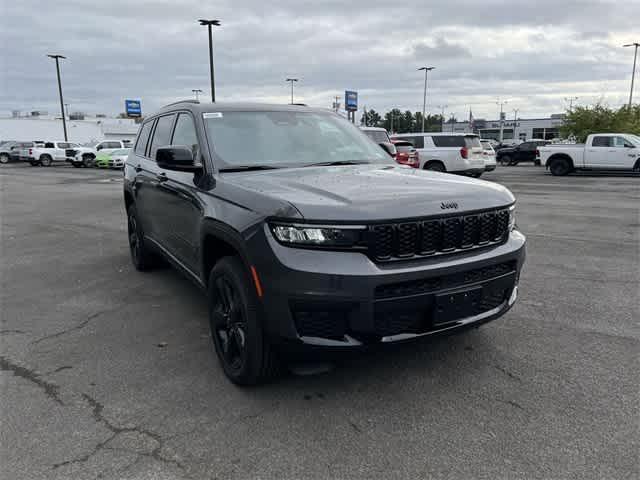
538;133;640;176
69;139;132;167
23;141;83;167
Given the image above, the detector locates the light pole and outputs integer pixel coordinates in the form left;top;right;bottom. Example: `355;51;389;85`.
623;42;639;108
512;109;519;141
437;104;448;132
198;19;221;102
496;98;508;143
192;89;203;101
286;78;298;104
449;113;455;132
47;54;68;141
418;66;435;132
564;96;578;111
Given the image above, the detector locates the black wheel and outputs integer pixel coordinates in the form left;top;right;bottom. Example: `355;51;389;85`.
424;161;445;172
208;257;280;385
500;155;511;166
82;154;94;167
549;158;571;176
0;153;9;164
633;160;640;173
127;205;160;271
40;155;53;167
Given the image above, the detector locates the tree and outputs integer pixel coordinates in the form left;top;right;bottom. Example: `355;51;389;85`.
383;108;403;133
560;103;640;142
360;109;382;127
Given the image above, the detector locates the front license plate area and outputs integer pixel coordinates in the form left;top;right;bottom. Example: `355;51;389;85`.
433;287;482;325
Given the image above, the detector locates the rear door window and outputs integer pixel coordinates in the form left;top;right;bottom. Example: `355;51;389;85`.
149;114;176;160
44;142;55;148
592;136;611;147
134;121;154;157
432;136;465;148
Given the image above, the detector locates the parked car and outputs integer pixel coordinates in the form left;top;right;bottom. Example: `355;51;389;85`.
124;101;525;385
23;141;83;166
0;141;37;163
496;140;550;166
360;126;397;158
480;140;497;172
390;139;420;168
95;148;130;169
538;133;640;175
391;132;485;176
70;139;133;167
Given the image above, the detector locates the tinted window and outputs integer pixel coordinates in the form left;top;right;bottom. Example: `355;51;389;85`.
44;142;54;148
172;113;199;153
363;130;390;144
134;121;154;156
592;136;611;147
104;141;121;149
432;136;465;148
58;142;71;149
399;136;424;148
464;136;482;148
149;115;176;159
519;142;535;151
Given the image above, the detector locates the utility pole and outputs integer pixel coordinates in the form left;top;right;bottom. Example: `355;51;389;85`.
496;98;508;143
564;96;578;111
623;43;639;108
512;108;519;141
334;95;340;112
47;54;68;141
418;66;435;132
437;104;447;132
449;113;455;132
192;89;203;101
286;78;298;104
198;19;221;102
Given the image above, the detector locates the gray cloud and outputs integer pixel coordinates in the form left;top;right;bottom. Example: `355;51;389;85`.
1;0;638;120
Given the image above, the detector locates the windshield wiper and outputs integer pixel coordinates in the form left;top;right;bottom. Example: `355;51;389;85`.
219;165;280;173
304;160;369;167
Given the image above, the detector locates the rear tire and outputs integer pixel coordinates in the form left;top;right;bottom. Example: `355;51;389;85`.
424;161;446;172
40;155;53;167
549;158;571;176
0;153;9;164
499;155;512;166
127;205;161;271
208;257;280;385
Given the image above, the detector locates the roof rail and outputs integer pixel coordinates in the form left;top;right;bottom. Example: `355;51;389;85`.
162;99;200;108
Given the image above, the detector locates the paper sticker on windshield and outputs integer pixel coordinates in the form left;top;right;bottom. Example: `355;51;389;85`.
203;112;223;119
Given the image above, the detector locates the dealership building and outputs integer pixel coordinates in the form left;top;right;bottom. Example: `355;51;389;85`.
449;114;565;141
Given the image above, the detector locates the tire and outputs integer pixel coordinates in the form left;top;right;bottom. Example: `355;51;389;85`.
82;154;94;167
208;257;280;385
549;158;571;176
633;160;640;173
30;161;40;167
127;205;160;271
424;161;446;172
0;153;9;164
470;172;482;178
499;155;511;166
72;162;83;168
40;155;53;167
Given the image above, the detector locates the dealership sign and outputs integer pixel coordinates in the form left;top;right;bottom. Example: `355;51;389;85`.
345;91;358;111
125;99;142;117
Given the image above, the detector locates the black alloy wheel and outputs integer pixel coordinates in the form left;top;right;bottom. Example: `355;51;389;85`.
211;275;248;374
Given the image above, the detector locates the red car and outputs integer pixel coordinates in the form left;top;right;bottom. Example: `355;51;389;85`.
391;140;420;168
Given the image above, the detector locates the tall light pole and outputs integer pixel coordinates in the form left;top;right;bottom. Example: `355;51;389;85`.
449;113;456;132
496;98;508;143
564;96;578;111
47;54;68;141
437;104;448;132
192;89;203;101
198;19;221;102
623;43;639;108
418;66;435;132
286;78;298;104
512;108;519;141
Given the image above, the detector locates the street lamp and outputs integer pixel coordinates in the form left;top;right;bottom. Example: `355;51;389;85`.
437;104;448;132
286;78;298;104
496;98;508;143
192;89;203;101
47;54;68;141
418;66;435;132
623;42;639;108
512;108;519;141
564;96;578;111
198;19;221;102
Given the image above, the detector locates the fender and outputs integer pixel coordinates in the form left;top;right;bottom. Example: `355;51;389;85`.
200;219;254;285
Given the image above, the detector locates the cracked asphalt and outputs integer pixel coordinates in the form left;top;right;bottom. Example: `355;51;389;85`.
1;163;638;480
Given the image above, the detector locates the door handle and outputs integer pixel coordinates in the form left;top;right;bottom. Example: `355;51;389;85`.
156;172;168;183
134;164;142;172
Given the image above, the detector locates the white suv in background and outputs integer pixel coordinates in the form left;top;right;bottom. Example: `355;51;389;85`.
391;133;486;176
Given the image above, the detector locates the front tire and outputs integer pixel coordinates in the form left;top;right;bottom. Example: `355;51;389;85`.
127;205;160;271
499;155;511;166
0;153;9;164
208;257;280;385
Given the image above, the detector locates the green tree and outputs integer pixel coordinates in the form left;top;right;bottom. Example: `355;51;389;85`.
360;109;382;127
560;103;640;142
383;108;403;133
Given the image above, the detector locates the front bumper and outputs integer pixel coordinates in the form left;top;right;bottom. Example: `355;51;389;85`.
250;227;526;352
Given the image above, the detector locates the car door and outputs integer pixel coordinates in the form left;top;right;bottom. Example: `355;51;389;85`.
153;112;204;273
611;136;638;169
130;119;157;239
53;142;67;160
586;136;612;168
517;142;535;162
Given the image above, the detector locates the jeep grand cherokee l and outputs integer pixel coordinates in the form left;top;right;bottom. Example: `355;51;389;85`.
124;101;526;385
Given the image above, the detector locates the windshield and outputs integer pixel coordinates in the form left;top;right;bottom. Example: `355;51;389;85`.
204;111;391;169
363;130;390;144
628;134;640;146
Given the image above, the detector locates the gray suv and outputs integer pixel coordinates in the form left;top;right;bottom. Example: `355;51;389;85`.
124;101;526;385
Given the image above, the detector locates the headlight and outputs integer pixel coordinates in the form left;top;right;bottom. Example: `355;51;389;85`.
508;205;516;231
270;223;365;247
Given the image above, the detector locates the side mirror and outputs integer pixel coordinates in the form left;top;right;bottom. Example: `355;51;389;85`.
156;146;202;172
379;142;397;157
96;145;103;151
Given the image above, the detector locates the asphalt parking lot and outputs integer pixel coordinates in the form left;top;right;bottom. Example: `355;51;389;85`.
1;163;638;480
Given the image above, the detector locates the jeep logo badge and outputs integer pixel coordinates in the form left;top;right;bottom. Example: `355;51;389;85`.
441;202;459;210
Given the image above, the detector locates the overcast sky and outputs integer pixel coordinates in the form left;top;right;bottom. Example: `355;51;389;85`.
1;0;638;120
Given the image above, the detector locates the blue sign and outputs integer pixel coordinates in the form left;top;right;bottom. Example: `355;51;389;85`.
125;99;142;117
345;90;358;111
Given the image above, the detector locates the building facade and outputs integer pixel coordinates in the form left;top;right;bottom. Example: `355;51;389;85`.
448;114;565;141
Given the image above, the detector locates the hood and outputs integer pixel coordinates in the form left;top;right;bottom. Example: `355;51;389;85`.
221;164;514;221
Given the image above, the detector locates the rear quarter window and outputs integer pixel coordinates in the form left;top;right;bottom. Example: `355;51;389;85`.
431;136;465;148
